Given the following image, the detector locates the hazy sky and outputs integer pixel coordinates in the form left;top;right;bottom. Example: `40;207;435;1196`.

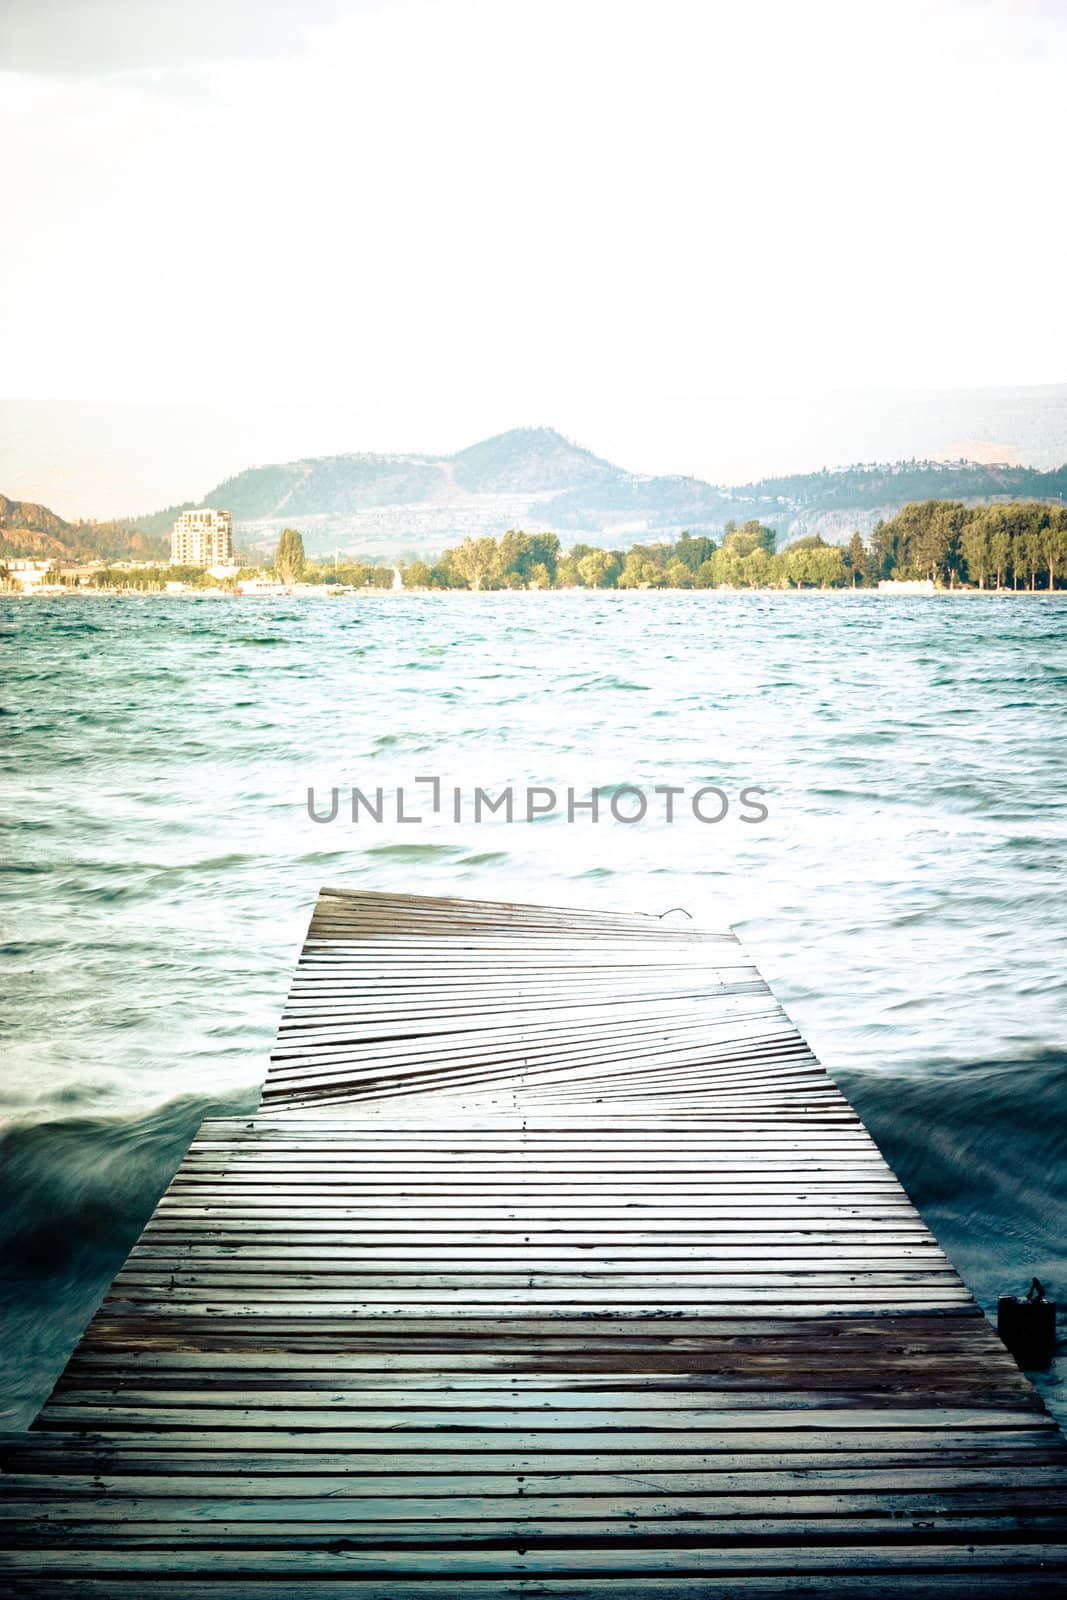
2;0;1066;511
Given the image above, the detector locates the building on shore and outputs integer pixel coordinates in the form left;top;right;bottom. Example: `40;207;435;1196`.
171;508;234;568
2;558;58;592
0;557;95;593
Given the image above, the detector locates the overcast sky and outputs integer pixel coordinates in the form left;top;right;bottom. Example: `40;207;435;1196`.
2;0;1066;511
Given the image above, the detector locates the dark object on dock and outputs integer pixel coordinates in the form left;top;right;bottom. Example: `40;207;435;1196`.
1;888;1066;1596
999;1277;1057;1370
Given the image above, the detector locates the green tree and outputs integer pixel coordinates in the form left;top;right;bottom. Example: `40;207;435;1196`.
721;519;777;559
525;533;561;582
663;558;693;588
960;513;992;589
496;530;562;586
275;528;306;584
1039;509;1067;590
710;545;744;586
575;549;612;587
876;500;969;584
402;560;432;588
495;530;530;585
1016;518;1044;591
672;531;717;571
809;544;846;587
449;537;499;591
913;501;967;584
870;518;898;580
334;560;372;586
845;531;867;586
617;552;666;588
985;510;1013;590
741;548;773;588
782;536;845;588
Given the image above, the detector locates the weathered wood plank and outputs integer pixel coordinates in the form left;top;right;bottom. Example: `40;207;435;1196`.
2;888;1064;1594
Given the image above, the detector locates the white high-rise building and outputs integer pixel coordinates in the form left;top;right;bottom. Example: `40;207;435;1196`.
171;509;234;568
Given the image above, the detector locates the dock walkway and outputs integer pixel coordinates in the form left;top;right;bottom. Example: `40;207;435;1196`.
2;889;1066;1596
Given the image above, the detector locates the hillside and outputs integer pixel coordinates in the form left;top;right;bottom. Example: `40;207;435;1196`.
729;459;1067;515
450;427;621;493
0;493;72;558
205;454;447;521
180;428;626;526
8;426;1067;564
0;494;168;562
149;426;1067;557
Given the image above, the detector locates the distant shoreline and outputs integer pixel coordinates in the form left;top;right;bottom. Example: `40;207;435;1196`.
9;497;1065;594
8;585;1065;601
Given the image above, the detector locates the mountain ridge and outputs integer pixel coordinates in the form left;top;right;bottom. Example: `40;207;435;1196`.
0;494;168;563
5;425;1067;562
135;425;1067;557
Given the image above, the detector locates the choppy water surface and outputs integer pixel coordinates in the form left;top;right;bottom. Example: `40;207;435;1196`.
2;591;1065;1424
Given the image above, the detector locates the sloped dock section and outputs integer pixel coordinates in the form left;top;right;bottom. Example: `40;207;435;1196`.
2;888;1066;1597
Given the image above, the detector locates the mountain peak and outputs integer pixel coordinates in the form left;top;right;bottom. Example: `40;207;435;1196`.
448;426;620;494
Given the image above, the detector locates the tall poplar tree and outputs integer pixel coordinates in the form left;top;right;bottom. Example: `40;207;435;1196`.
275;528;306;583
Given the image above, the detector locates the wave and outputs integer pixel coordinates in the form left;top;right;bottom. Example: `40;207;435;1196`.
841;1052;1067;1426
0;1093;251;1425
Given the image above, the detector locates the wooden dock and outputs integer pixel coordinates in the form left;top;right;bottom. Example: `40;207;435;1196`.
2;888;1066;1596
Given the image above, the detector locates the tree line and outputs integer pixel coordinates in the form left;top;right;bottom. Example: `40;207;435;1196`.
36;499;1067;593
400;502;1067;590
872;500;1067;589
390;524;851;590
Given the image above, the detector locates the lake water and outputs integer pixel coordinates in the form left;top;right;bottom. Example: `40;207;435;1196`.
2;590;1065;1426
